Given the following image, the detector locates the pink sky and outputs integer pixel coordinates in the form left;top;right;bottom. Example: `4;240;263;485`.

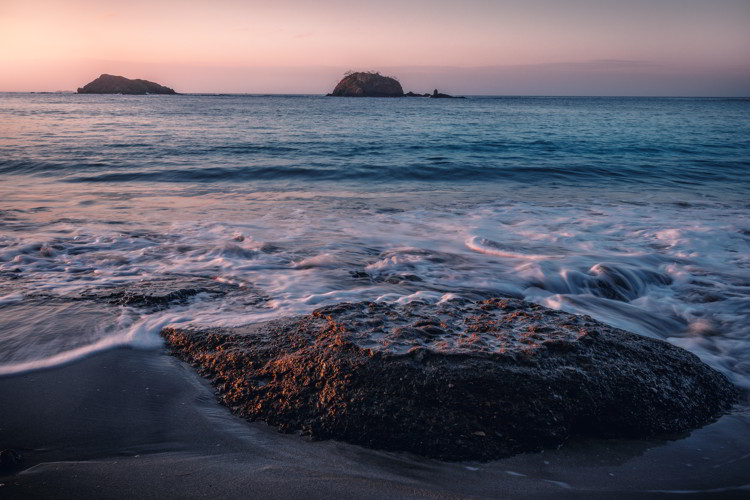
1;0;749;95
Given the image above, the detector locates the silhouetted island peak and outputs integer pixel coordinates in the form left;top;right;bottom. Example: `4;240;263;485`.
77;74;177;95
328;71;403;97
328;71;464;98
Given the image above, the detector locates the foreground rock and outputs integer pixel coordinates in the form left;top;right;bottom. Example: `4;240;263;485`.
77;74;177;95
162;298;738;461
328;72;404;97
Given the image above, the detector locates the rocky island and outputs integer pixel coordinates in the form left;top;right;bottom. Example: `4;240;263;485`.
162;297;738;461
77;74;177;95
328;71;463;98
328;71;404;97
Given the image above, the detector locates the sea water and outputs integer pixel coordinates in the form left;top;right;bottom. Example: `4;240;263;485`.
0;93;748;388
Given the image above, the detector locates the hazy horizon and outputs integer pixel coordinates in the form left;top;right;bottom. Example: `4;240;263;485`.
2;0;749;96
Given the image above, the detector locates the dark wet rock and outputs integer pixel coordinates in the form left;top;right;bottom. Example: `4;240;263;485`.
405;91;430;97
430;89;464;99
162;297;739;461
77;74;177;95
81;276;264;309
0;449;21;470
350;270;423;285
0;270;21;285
384;274;423;285
259;243;283;254
328;72;404;97
681;287;725;304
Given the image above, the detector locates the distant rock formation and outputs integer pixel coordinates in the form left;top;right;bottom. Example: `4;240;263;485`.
328;72;465;98
328;71;404;97
429;89;464;99
403;90;462;98
77;74;177;95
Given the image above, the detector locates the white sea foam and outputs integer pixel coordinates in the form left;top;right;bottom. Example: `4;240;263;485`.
466;236;552;260
0;308;167;376
0;183;748;387
0;292;24;305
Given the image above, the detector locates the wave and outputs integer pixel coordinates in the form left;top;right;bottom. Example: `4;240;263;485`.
31;162;744;185
529;262;673;302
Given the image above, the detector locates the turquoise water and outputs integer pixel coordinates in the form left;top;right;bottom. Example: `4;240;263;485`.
2;94;749;188
0;93;749;387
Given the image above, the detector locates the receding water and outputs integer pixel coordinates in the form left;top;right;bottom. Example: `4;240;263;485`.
1;93;749;387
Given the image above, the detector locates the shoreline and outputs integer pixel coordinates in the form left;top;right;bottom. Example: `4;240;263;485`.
1;347;749;499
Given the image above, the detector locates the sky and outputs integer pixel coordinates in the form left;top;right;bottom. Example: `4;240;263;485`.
1;0;749;95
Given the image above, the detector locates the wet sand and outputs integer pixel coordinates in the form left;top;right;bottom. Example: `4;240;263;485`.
1;347;749;499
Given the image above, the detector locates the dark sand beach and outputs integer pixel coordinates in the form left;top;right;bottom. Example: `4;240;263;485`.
1;347;748;499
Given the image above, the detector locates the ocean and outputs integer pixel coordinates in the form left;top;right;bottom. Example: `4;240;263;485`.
1;93;749;391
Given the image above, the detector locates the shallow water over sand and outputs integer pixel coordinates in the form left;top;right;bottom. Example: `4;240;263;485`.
0;94;748;389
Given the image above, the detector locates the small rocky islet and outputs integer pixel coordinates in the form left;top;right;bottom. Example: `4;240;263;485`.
162;296;739;461
77;74;177;95
327;71;463;98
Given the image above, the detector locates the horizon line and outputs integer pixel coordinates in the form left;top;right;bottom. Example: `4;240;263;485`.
3;91;749;99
